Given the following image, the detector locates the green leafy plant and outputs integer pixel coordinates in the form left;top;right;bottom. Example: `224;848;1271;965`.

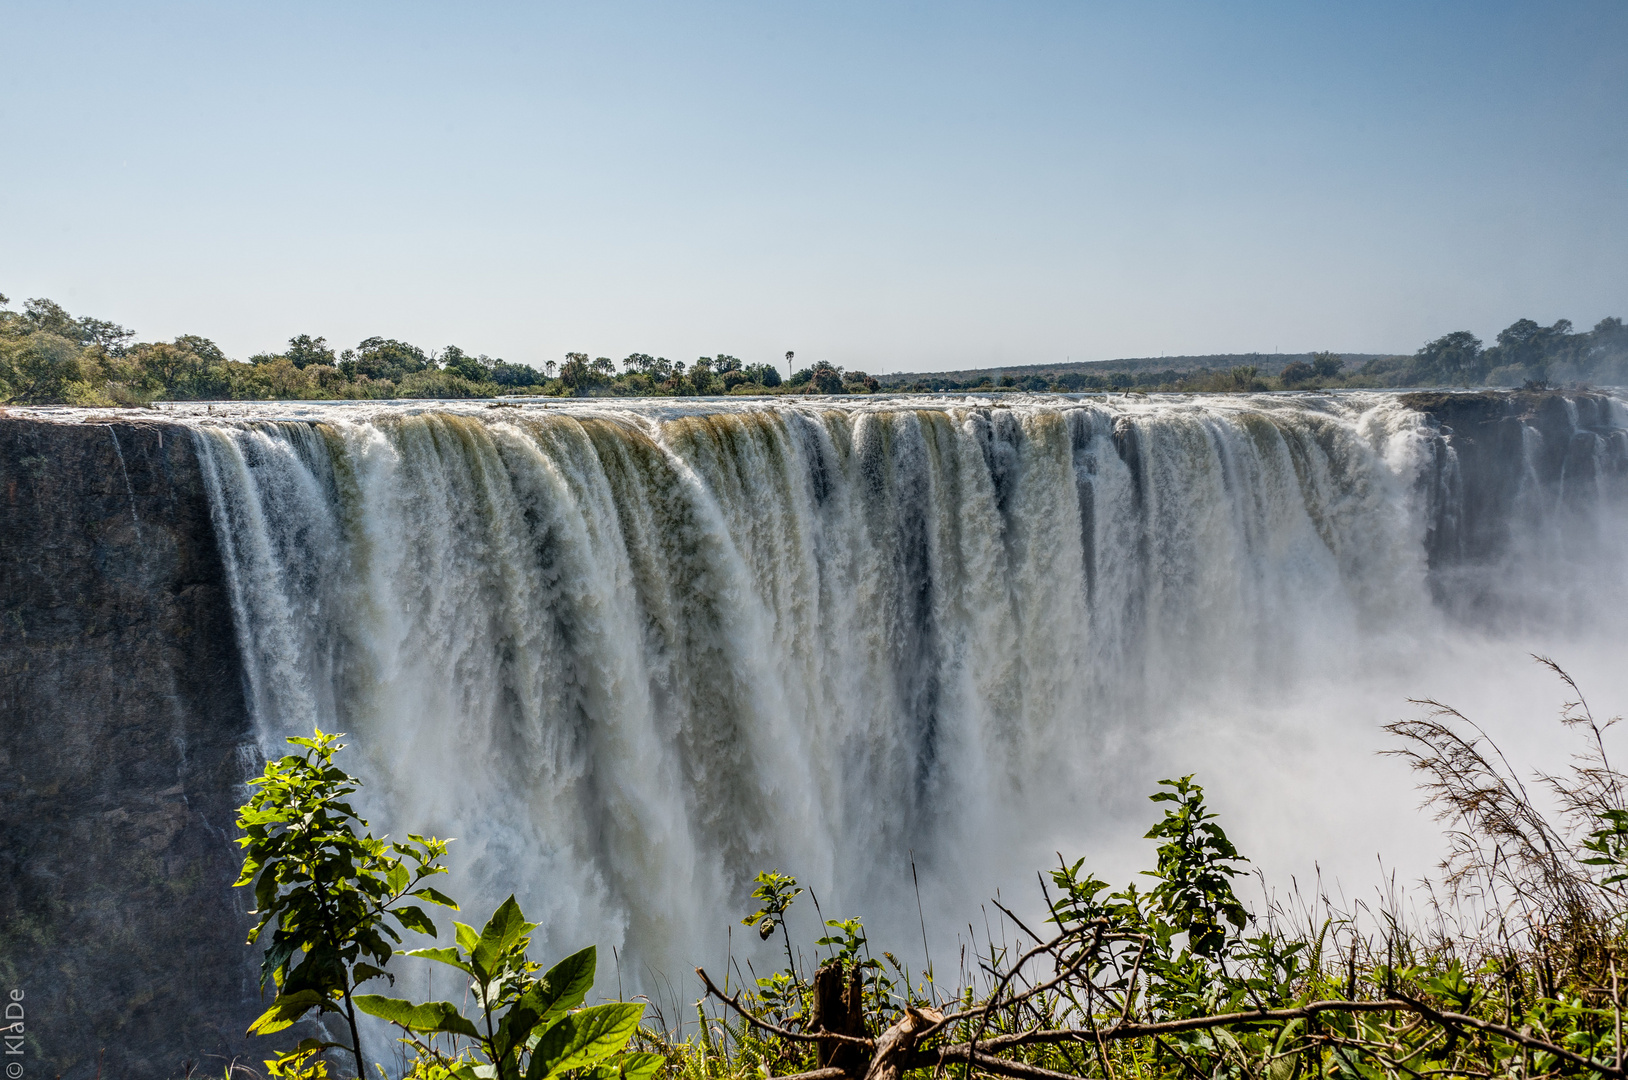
742;870;803;974
355;896;655;1080
236;728;457;1074
1582;808;1628;886
1142;774;1249;958
263;1042;331;1079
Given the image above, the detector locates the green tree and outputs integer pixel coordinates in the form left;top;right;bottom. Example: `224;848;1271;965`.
806;362;845;394
1310;351;1344;379
1279;360;1314;386
348;337;431;381
18;298;84;341
559;352;606;394
237;729;457;1076
744;362;782;387
0;331;83;403
1487;318;1574;382
1414;330;1483;383
490;360;544;388
440;346;494;383
288;335;337;369
79;318;135;355
130;337;232;399
690;357;717;395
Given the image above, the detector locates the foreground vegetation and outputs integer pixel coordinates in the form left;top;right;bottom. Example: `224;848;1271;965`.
3;291;1624;405
234;730;655;1080
229;659;1628;1080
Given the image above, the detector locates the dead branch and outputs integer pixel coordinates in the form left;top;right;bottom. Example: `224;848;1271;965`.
862;1005;943;1080
903;997;1622;1079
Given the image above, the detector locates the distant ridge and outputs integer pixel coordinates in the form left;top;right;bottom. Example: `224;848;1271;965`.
880;352;1396;384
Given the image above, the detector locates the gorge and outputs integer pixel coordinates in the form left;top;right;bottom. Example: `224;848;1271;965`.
3;390;1626;1079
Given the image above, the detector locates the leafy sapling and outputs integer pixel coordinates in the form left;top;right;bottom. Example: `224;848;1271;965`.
743;870;804;977
1143;774;1249;959
355;895;655;1080
236;728;457;1076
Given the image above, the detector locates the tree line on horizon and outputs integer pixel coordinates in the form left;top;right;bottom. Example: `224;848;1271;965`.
1;292;1624;406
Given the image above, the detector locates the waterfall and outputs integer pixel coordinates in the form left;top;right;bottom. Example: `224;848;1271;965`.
183;392;1628;987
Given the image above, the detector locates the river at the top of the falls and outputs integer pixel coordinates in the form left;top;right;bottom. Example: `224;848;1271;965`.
126;391;1628;1001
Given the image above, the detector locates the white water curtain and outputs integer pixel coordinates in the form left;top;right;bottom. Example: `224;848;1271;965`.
187;394;1628;988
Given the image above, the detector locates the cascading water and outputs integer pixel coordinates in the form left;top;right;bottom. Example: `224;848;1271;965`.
181;392;1628;988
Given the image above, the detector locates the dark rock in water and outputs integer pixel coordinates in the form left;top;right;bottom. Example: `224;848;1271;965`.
0;418;261;1080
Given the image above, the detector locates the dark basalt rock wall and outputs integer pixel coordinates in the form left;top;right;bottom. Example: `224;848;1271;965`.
0;418;261;1080
1404;391;1627;563
1402;391;1628;620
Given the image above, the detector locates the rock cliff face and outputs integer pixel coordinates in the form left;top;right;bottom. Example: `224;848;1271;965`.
1403;391;1628;619
0;418;260;1080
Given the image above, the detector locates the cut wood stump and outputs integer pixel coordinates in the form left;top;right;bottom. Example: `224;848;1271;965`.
811;961;869;1075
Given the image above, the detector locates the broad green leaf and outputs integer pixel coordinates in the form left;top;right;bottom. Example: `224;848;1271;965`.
496;1004;543;1065
406;946;475;975
394;904;439;936
526;1003;645;1080
475;896;532;974
353;995;481;1039
352;963;391;986
495;948;595;1059
455;921;481;956
248;989;327;1035
533;946;596;1029
609;1051;664;1080
413;885;461;909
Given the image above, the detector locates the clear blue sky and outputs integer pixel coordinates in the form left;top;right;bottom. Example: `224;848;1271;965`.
3;1;1625;373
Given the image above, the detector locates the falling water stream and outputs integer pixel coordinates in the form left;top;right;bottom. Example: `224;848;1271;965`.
174;392;1628;990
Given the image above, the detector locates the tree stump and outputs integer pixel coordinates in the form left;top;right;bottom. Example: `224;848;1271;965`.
811;960;868;1076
